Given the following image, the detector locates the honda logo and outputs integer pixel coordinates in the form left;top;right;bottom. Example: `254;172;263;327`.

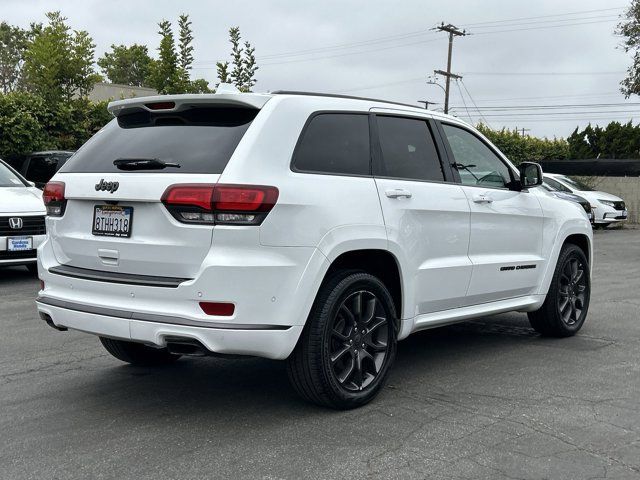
8;217;23;229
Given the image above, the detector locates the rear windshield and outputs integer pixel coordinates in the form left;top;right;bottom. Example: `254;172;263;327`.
61;106;258;174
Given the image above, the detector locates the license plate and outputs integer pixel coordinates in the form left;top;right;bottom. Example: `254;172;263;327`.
8;236;32;251
92;205;133;238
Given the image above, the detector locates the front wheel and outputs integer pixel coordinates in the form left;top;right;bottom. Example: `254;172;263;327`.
287;271;398;409
528;243;590;337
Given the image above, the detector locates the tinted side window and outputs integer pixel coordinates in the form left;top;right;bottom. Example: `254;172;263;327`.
26;156;59;184
375;116;444;181
293;114;370;175
442;124;512;188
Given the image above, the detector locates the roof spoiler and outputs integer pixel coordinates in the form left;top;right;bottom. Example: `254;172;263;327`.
107;90;272;117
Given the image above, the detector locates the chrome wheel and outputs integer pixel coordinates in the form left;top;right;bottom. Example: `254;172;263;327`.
558;256;587;326
329;290;390;392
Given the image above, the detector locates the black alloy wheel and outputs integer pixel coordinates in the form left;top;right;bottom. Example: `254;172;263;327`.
557;256;587;326
329;290;390;391
287;271;398;409
528;243;590;337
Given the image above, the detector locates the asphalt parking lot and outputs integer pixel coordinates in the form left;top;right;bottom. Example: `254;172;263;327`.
1;229;639;480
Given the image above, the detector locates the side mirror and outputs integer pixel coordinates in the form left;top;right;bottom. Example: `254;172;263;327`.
518;162;543;189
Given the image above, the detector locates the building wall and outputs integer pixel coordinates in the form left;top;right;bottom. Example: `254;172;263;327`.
586;176;640;224
88;82;157;102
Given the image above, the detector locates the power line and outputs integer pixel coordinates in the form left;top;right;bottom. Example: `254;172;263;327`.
455;81;473;122
450;102;640;110
459;79;491;126
469;13;620;30
461;71;624;76
460;110;640;117
472;17;620;35
459;6;625;27
193;6;626;67
484;116;639;123
465;92;624;103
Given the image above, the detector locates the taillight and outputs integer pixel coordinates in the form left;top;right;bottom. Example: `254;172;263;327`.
42;181;66;216
161;184;279;226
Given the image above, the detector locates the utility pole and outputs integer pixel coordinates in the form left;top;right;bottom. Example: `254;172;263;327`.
434;23;466;114
519;127;530;137
418;100;437;109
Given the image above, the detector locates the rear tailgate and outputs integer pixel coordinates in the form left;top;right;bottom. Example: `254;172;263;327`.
47;100;263;279
49;172;219;278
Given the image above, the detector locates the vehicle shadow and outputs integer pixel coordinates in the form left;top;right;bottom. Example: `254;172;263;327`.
0;265;38;286
55;312;556;424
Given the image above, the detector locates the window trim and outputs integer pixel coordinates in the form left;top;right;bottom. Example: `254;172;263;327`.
436;120;518;191
369;113;457;185
289;110;374;178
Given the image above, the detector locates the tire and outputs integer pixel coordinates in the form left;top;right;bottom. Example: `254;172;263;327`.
286;271;398;409
528;243;590;337
99;337;181;366
26;263;38;275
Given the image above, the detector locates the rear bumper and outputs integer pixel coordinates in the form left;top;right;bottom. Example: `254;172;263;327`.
36;298;303;359
36;233;329;359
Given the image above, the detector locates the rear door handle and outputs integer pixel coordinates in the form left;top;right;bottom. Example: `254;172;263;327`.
385;189;412;199
472;193;493;204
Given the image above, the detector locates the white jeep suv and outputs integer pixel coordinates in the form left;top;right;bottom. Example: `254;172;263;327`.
36;91;593;409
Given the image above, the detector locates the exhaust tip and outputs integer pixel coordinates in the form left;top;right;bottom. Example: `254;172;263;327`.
39;312;68;331
164;337;210;357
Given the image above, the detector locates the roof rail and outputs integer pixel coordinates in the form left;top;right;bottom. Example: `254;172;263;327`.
270;90;424;110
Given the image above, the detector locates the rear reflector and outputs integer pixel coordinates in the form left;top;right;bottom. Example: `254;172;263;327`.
42;181;66;216
199;302;235;316
161;184;278;225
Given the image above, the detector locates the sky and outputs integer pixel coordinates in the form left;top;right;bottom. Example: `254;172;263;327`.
1;0;637;138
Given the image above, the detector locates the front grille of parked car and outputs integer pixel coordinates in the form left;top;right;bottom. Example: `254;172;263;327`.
0;249;37;261
0;216;46;236
613;201;626;211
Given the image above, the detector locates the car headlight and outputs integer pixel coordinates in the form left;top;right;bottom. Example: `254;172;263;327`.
598;199;615;207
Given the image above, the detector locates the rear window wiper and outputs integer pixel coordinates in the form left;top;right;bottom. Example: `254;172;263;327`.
113;158;181;171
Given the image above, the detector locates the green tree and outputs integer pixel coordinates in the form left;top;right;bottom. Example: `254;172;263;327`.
148;19;180;94
216;26;258;92
23;11;99;102
617;0;640;97
97;44;154;87
476;124;569;164
566;121;640;159
0;22;29;94
178;14;194;88
0;92;51;159
148;16;209;94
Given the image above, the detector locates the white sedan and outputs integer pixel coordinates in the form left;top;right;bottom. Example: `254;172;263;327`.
0;159;47;273
544;173;627;228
